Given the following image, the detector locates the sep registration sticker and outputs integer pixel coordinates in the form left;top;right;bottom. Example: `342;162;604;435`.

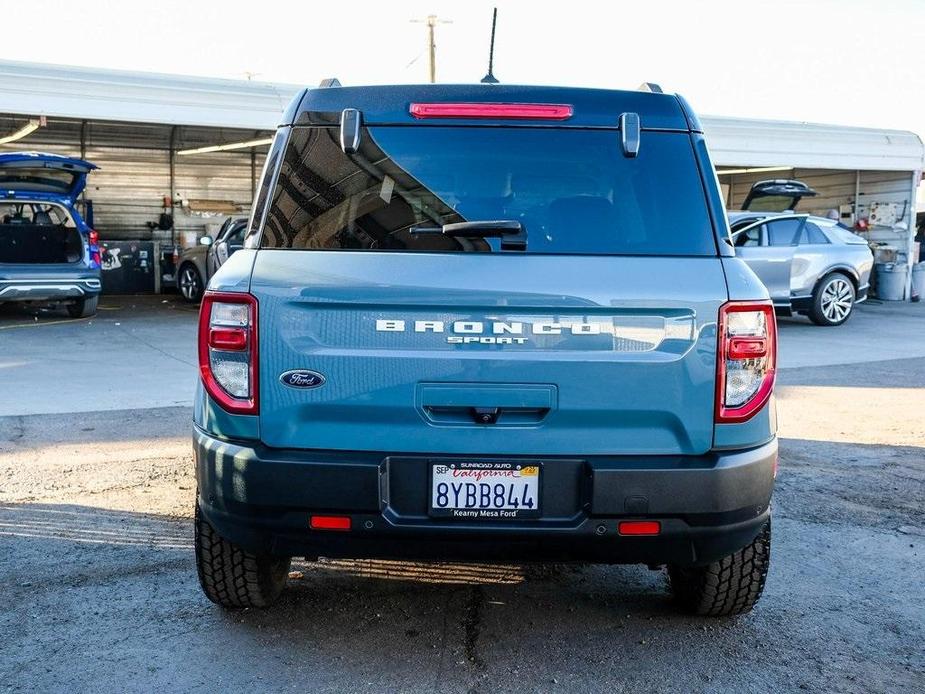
430;461;541;519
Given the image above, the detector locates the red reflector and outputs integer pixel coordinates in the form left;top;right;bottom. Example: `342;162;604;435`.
309;515;352;531
208;327;247;351
618;521;661;536
409;102;573;120
728;336;768;360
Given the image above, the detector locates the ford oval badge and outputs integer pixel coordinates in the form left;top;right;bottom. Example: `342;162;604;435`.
280;370;325;389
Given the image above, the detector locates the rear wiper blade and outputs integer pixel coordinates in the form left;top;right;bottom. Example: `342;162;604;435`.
411;219;527;250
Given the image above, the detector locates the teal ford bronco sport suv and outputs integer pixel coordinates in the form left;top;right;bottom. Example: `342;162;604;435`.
193;84;777;616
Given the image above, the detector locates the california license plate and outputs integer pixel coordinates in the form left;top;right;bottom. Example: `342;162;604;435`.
429;461;541;519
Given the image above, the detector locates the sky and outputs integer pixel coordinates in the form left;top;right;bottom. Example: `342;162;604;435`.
2;0;924;134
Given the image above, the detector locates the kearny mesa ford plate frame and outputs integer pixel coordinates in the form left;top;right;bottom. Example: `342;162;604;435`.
429;460;542;519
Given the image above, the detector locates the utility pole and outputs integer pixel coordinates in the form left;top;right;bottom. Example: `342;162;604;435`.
411;14;452;83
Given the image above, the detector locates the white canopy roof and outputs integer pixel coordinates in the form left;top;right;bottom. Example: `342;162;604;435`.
0;59;300;131
0;59;922;172
703;115;924;172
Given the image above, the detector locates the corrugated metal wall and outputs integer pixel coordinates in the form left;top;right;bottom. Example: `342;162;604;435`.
0;115;268;244
725;169;912;218
724;167;915;254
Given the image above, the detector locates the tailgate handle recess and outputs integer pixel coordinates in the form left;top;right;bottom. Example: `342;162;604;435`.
418;383;557;427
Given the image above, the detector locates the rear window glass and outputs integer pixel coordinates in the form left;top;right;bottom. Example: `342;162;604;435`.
0;168;77;194
259;126;716;256
824;222;867;244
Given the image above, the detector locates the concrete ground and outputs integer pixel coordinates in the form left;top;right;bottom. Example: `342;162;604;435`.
0;296;923;692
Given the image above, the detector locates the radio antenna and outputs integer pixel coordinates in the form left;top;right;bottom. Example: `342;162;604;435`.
480;8;500;84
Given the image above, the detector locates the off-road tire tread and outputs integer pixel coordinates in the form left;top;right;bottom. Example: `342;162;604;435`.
668;520;770;616
194;502;290;609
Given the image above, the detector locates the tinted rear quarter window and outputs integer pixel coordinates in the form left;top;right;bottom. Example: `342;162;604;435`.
766;218;803;246
260;125;716;256
799;222;830;245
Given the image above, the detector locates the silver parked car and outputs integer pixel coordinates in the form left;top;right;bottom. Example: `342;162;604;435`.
729;211;873;326
175;217;247;302
726;179;873;326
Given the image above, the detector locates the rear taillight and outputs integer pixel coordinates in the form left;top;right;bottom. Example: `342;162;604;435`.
409;102;573;120
716;301;776;423
88;230;101;269
198;291;258;415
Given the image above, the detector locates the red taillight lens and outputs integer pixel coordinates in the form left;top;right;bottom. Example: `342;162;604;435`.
716;301;777;423
208;327;247;351
198;292;258;415
618;521;661;536
88;230;101;269
409;102;573;120
310;515;352;531
728;337;768;360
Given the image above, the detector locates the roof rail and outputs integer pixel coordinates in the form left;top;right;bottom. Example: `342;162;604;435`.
319;78;342;88
638;82;663;94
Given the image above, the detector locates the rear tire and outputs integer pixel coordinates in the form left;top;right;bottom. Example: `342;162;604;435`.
194;500;291;609
178;263;204;303
809;272;855;326
66;295;98;318
667;519;770;616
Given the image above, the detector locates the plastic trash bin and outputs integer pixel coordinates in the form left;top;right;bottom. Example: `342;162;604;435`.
876;263;907;301
912;262;925;298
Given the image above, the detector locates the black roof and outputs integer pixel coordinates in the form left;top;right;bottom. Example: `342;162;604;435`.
281;84;700;132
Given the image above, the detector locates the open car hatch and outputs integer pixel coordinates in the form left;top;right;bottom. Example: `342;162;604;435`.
0;152;98;203
742;179;816;212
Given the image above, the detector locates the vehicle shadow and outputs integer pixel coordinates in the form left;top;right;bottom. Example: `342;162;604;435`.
0;501;693;690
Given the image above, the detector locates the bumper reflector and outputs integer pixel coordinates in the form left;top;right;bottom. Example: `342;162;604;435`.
309;515;352;531
618;521;661;536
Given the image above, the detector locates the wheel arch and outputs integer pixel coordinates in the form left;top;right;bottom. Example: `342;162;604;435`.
814;265;859;294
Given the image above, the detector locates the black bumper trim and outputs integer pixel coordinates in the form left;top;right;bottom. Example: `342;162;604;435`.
194;427;776;565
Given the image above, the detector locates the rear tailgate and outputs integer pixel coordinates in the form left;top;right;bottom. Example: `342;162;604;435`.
253;252;726;456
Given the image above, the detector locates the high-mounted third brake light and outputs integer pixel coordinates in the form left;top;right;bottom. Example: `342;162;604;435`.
409;102;573;120
198;291;258;415
716;301;777;423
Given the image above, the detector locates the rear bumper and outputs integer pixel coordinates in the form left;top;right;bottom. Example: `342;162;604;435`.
0;276;101;302
195;427;776;566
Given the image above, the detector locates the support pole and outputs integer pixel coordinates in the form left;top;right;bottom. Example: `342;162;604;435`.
169;126;177;247
906;171;918;300
251;149;257;202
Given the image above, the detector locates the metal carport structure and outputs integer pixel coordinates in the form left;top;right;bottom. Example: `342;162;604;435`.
703;116;924;299
0;59;922;295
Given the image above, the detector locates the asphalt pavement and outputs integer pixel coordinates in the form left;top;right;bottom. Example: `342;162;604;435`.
0;296;923;692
